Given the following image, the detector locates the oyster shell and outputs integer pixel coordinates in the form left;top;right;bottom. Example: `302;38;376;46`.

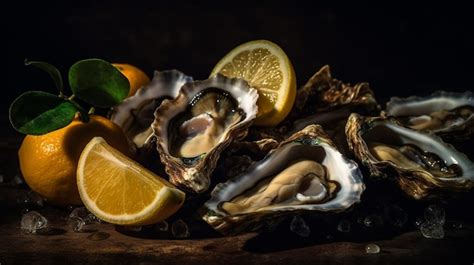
346;113;474;199
201;124;365;235
152;74;258;193
385;91;474;140
110;70;193;149
289;65;379;122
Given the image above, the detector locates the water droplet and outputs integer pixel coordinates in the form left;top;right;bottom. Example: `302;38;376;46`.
87;231;110;241
365;243;380;254
21;211;49;234
171;219;190;238
337;219;352;233
290;216;310;237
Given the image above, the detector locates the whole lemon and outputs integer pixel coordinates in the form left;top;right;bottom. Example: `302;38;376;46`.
112;63;150;97
18;115;131;205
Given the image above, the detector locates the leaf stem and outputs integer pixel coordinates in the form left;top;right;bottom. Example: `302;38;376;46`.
67;98;90;123
88;107;95;115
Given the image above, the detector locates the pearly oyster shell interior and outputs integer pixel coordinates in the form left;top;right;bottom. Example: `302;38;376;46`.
152;74;258;193
201;125;365;235
385;91;474;140
346;113;474;199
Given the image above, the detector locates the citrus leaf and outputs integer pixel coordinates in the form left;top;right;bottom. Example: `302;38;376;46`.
25;60;64;95
9;91;78;135
68;58;130;107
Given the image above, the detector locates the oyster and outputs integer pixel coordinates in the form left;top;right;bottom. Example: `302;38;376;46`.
110;70;193;149
385;91;474;139
152;74;259;193
289;65;378;123
346;113;474;199
201;125;365;235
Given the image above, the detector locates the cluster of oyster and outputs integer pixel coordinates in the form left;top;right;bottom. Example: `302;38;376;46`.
110;66;474;235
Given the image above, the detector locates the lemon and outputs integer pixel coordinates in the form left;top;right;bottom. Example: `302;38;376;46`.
18;115;131;206
211;40;296;126
77;137;185;225
112;63;150;97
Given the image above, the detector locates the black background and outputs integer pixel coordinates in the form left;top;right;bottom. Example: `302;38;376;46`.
4;1;474;137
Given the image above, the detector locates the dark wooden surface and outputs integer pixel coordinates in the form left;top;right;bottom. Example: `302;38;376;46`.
0;207;473;265
1;137;474;265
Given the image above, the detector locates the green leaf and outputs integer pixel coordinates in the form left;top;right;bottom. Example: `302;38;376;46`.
68;58;130;108
9;91;78;135
25;60;64;95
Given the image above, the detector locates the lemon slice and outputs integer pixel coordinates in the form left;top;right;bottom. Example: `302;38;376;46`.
211;40;296;126
77;137;185;225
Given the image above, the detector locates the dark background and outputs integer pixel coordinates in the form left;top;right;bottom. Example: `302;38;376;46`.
4;1;474;137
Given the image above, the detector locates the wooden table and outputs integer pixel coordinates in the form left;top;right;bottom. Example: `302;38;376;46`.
1;136;474;265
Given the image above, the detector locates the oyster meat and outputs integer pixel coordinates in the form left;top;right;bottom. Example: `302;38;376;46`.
152;74;258;193
110;70;193;149
385;91;474;139
201;125;364;235
346;113;474;199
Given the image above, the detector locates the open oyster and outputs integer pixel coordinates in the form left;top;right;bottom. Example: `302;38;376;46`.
385;91;474;140
346;113;474;199
110;70;192;149
201;125;365;235
152;74;258;193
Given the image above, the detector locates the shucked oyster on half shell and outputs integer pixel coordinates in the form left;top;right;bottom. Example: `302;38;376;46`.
384;91;474;140
201;124;365;235
110;70;193;149
152;74;259;193
346;113;474;199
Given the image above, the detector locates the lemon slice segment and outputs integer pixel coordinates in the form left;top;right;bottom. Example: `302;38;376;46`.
77;137;185;225
211;40;296;126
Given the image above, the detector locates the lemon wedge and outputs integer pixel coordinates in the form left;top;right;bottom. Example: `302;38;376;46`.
77;137;185;225
211;40;296;126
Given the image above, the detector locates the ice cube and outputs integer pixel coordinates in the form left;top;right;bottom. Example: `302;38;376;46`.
424;204;445;225
420;221;445;239
290;215;310;237
68;207;101;232
21;211;48;234
171;219;190;238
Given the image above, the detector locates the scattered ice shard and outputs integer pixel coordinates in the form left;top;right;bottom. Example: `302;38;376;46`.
171;219;190;238
365;243;380;254
337;219;352;233
290;216;310;237
424;204;445;225
420;222;445;239
67;207;101;232
363;214;383;228
155;221;169;232
21;211;48;234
